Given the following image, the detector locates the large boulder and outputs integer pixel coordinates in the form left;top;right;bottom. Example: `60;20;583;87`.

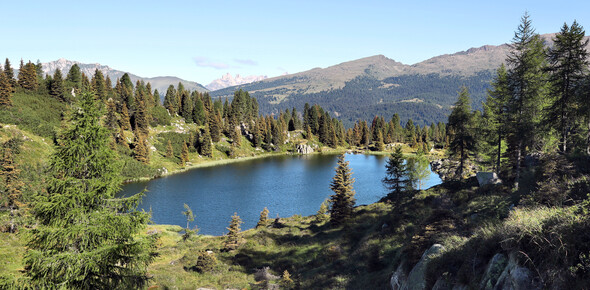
476;172;502;187
479;253;508;289
390;264;407;290
493;253;541;290
403;244;445;290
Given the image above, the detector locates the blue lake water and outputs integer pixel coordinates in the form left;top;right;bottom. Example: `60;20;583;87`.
117;153;441;235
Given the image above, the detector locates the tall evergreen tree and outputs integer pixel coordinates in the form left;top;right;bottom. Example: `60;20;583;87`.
546;21;589;153
133;132;150;164
66;64;82;89
24;92;155;288
18;61;38;91
3;58;16;90
0;70;12;107
120;103;132;130
91;69;107;100
329;154;356;225
164;85;177;114
256;207;270;228
505;13;548;189
193;96;206;125
200;125;213;157
180;90;193;122
482;64;510;171
448;86;475;179
48;68;65;101
382;146;411;204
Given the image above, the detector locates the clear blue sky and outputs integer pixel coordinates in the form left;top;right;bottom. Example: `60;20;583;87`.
3;0;590;85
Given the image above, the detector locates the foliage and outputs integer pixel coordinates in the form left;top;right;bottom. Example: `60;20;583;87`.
447;86;475;179
24;92;156;288
256;207;270;228
315;199;330;223
329;154;356;225
181;203;197;241
225;212;243;251
182;250;217;273
382;146;411;203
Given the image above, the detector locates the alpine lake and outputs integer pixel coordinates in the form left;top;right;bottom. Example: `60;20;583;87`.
117;153;442;235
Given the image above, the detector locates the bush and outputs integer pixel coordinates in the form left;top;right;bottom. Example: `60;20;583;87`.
150;106;171;127
182;250;217;273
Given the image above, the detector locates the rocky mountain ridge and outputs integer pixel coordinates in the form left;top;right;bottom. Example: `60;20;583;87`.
41;58;209;95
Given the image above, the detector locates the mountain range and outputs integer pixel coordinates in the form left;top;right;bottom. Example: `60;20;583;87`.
41;58;209;95
211;33;590;126
41;33;590;126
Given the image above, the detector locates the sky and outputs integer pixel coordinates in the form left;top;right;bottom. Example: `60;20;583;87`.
3;0;590;85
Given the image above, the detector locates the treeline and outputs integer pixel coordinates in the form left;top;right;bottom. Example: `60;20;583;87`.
212;72;492;127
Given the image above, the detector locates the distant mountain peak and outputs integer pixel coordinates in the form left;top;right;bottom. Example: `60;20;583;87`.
206;73;267;91
42;59;208;93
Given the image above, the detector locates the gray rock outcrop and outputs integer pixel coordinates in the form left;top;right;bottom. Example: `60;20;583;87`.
476;172;502;186
480;253;508;289
391;244;445;290
493;253;541;290
296;144;314;154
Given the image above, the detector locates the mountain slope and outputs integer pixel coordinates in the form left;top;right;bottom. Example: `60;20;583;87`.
42;59;209;94
211;33;590;126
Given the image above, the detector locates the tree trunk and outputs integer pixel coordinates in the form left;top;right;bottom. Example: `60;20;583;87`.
496;130;502;172
514;140;522;190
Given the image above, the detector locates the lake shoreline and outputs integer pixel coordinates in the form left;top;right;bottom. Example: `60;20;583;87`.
123;145;444;184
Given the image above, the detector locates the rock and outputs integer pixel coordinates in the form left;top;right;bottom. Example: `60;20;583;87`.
432;277;451;290
254;266;280;282
403;244;445;290
390;264;407;290
296;144;314;154
494;252;541;290
479;253;508;290
476;172;502;186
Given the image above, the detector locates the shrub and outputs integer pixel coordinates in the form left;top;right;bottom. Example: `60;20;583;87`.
182;250;217;273
150;106;171;127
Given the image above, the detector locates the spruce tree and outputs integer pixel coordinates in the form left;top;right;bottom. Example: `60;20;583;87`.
224;212;243;250
0;147;23;210
104;98;119;135
24;92;155;288
193;97;206;125
91;69;107;100
163;85;177;114
315;199;330;223
209;112;222;143
3;58;16;90
382;146;410;204
18;61;38;91
117;126;129;149
180;90;193;122
49;68;65;101
329;154;356;225
200;125;213;157
66;64;81;89
448;86;475;179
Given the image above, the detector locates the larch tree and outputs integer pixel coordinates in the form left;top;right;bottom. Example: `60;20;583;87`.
329;154;356;225
180;140;189;166
505;13;548;189
17;61;38;91
447;86;475;179
482;64;510;171
4;58;16;90
24;92;156;288
256;207;270;228
224;212;243;250
166;140;174;158
545;21;589;153
120;103;132;130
